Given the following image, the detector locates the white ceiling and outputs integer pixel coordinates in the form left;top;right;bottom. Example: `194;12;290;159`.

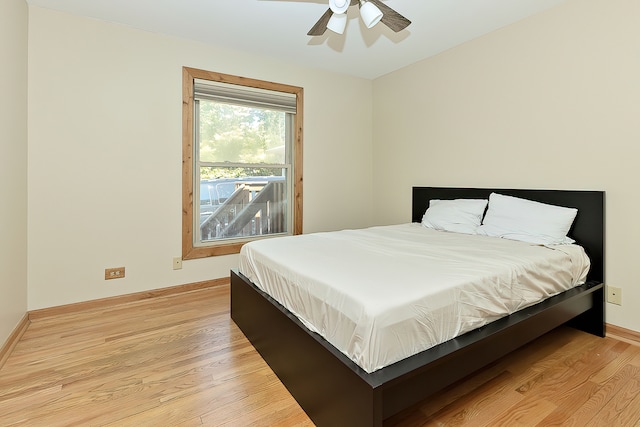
26;0;567;79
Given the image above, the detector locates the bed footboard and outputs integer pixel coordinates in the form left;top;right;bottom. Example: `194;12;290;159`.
231;269;604;427
231;269;383;426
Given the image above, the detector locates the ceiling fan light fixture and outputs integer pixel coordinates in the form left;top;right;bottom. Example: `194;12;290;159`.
359;0;383;28
327;13;348;34
329;0;350;14
308;0;410;37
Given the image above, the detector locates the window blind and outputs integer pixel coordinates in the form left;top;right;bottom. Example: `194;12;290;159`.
194;79;297;114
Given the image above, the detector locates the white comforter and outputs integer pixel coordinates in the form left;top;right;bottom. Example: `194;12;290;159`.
238;223;590;373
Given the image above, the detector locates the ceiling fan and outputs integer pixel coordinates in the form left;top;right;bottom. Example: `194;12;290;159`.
308;0;411;36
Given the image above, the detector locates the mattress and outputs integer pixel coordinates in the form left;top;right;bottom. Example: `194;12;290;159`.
238;223;590;373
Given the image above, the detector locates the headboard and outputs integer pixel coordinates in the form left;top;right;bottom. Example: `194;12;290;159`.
412;187;605;283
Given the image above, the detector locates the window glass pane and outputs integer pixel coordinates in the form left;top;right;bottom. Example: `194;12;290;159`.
198;167;288;243
198;100;286;164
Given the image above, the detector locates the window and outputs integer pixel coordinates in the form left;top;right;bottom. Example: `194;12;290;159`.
182;67;303;259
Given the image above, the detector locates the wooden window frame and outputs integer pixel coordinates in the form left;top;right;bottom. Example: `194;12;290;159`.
182;67;303;259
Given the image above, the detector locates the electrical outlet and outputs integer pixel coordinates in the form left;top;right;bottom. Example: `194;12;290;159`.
607;286;622;305
105;267;125;280
173;256;182;270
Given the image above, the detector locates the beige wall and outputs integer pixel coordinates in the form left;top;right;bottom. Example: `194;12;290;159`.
0;0;29;344
373;0;640;331
27;7;373;310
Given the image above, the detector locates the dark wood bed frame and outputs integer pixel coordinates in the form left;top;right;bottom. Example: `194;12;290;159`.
230;187;605;426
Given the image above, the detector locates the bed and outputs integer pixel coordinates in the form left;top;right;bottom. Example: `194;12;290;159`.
230;187;605;426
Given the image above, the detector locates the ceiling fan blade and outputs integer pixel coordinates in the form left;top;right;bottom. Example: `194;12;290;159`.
368;0;411;32
307;8;333;36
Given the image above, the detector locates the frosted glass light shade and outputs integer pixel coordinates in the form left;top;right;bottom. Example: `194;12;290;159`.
360;2;383;28
327;13;348;34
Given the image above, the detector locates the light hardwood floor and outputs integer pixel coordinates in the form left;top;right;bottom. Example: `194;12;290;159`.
1;285;640;426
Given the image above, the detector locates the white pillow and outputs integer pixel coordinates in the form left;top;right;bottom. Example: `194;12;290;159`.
475;193;577;245
422;198;488;234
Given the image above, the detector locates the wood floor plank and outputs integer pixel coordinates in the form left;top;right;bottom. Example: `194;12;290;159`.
511;333;608;397
535;380;601;426
524;338;623;401
423;371;525;426
611;387;640;427
559;364;640;426
1;285;640;426
385;329;577;425
584;363;640;426
590;340;637;383
488;397;557;426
